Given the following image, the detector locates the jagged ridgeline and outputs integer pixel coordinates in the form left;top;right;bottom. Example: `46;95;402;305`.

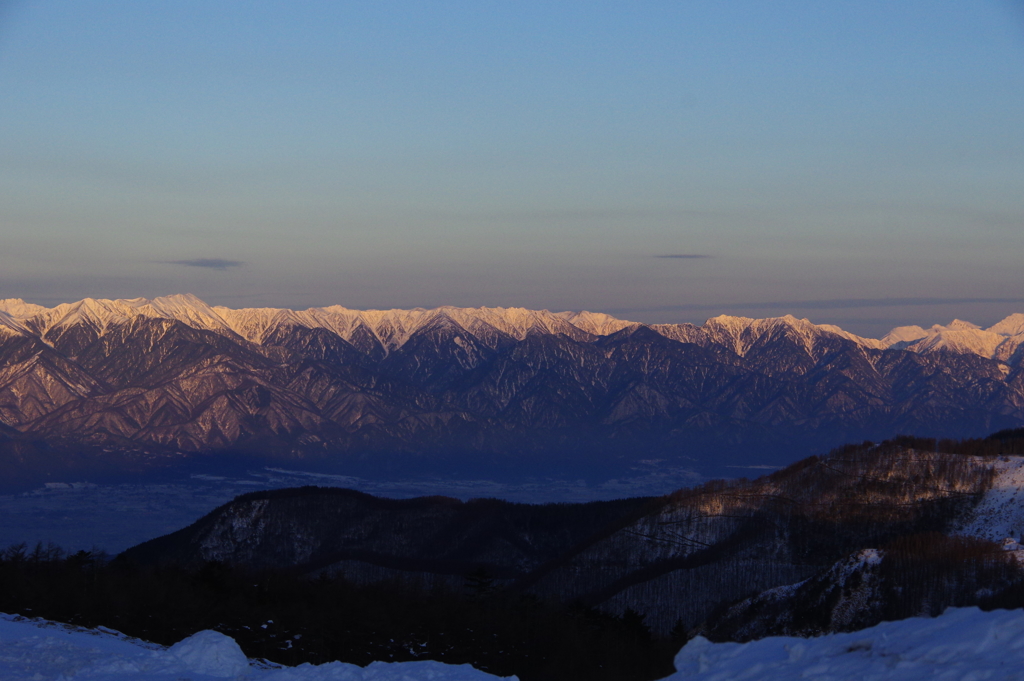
121;433;1024;636
2;295;1024;485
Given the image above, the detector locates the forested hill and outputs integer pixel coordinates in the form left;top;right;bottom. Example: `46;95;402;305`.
121;487;656;576
122;430;1024;635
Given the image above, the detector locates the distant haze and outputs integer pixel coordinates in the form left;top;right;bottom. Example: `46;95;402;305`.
0;2;1022;339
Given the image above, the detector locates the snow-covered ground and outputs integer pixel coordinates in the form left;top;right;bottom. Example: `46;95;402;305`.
0;614;514;680
6;607;1024;681
668;606;1024;680
956;456;1024;547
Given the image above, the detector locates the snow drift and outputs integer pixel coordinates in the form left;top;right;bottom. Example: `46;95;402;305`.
0;614;515;680
669;606;1024;681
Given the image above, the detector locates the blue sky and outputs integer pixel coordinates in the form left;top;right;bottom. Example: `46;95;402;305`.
1;1;1022;337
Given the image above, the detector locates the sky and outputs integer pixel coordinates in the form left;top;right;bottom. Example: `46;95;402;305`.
1;1;1023;338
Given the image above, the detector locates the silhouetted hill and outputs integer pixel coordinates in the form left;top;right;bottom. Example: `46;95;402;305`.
123;432;1024;634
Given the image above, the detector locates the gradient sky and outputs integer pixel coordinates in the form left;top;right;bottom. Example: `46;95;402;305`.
1;1;1023;337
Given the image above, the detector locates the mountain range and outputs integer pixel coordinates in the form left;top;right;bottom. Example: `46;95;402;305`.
2;294;1024;486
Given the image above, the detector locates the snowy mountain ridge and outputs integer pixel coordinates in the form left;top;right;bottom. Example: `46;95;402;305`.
3;294;1023;361
3;293;1024;483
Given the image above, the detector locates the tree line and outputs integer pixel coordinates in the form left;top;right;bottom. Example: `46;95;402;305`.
0;542;678;681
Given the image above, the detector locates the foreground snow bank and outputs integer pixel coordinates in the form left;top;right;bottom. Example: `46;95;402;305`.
0;614;515;680
168;629;251;677
669;606;1024;680
6;606;1024;681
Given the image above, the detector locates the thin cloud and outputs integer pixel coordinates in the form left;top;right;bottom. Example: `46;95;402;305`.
651;254;712;259
159;259;245;271
423;207;711;222
613;297;1024;315
766;297;1024;311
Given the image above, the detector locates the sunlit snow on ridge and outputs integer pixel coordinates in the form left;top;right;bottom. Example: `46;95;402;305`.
4;294;1024;361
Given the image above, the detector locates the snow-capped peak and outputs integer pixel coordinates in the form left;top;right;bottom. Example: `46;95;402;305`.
879;325;928;348
700;314;862;357
133;294;234;333
0;298;49;319
902;322;1007;360
22;296;228;339
5;294;1024;364
988;313;1024;337
873;316;1024;362
556;310;636;336
816;324;885;349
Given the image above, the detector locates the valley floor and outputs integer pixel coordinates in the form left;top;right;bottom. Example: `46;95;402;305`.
0;463;700;553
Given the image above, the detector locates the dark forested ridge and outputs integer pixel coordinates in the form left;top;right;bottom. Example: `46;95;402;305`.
122;431;1024;634
0;544;678;681
3;297;1024;487
123;487;656;578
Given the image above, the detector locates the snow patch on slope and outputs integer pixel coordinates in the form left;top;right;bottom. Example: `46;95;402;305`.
0;310;29;336
954;456;1024;543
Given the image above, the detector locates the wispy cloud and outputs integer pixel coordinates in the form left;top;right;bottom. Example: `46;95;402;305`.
159;259;245;271
614;297;1024;314
423;207;711;222
763;297;1024;311
651;254;712;259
